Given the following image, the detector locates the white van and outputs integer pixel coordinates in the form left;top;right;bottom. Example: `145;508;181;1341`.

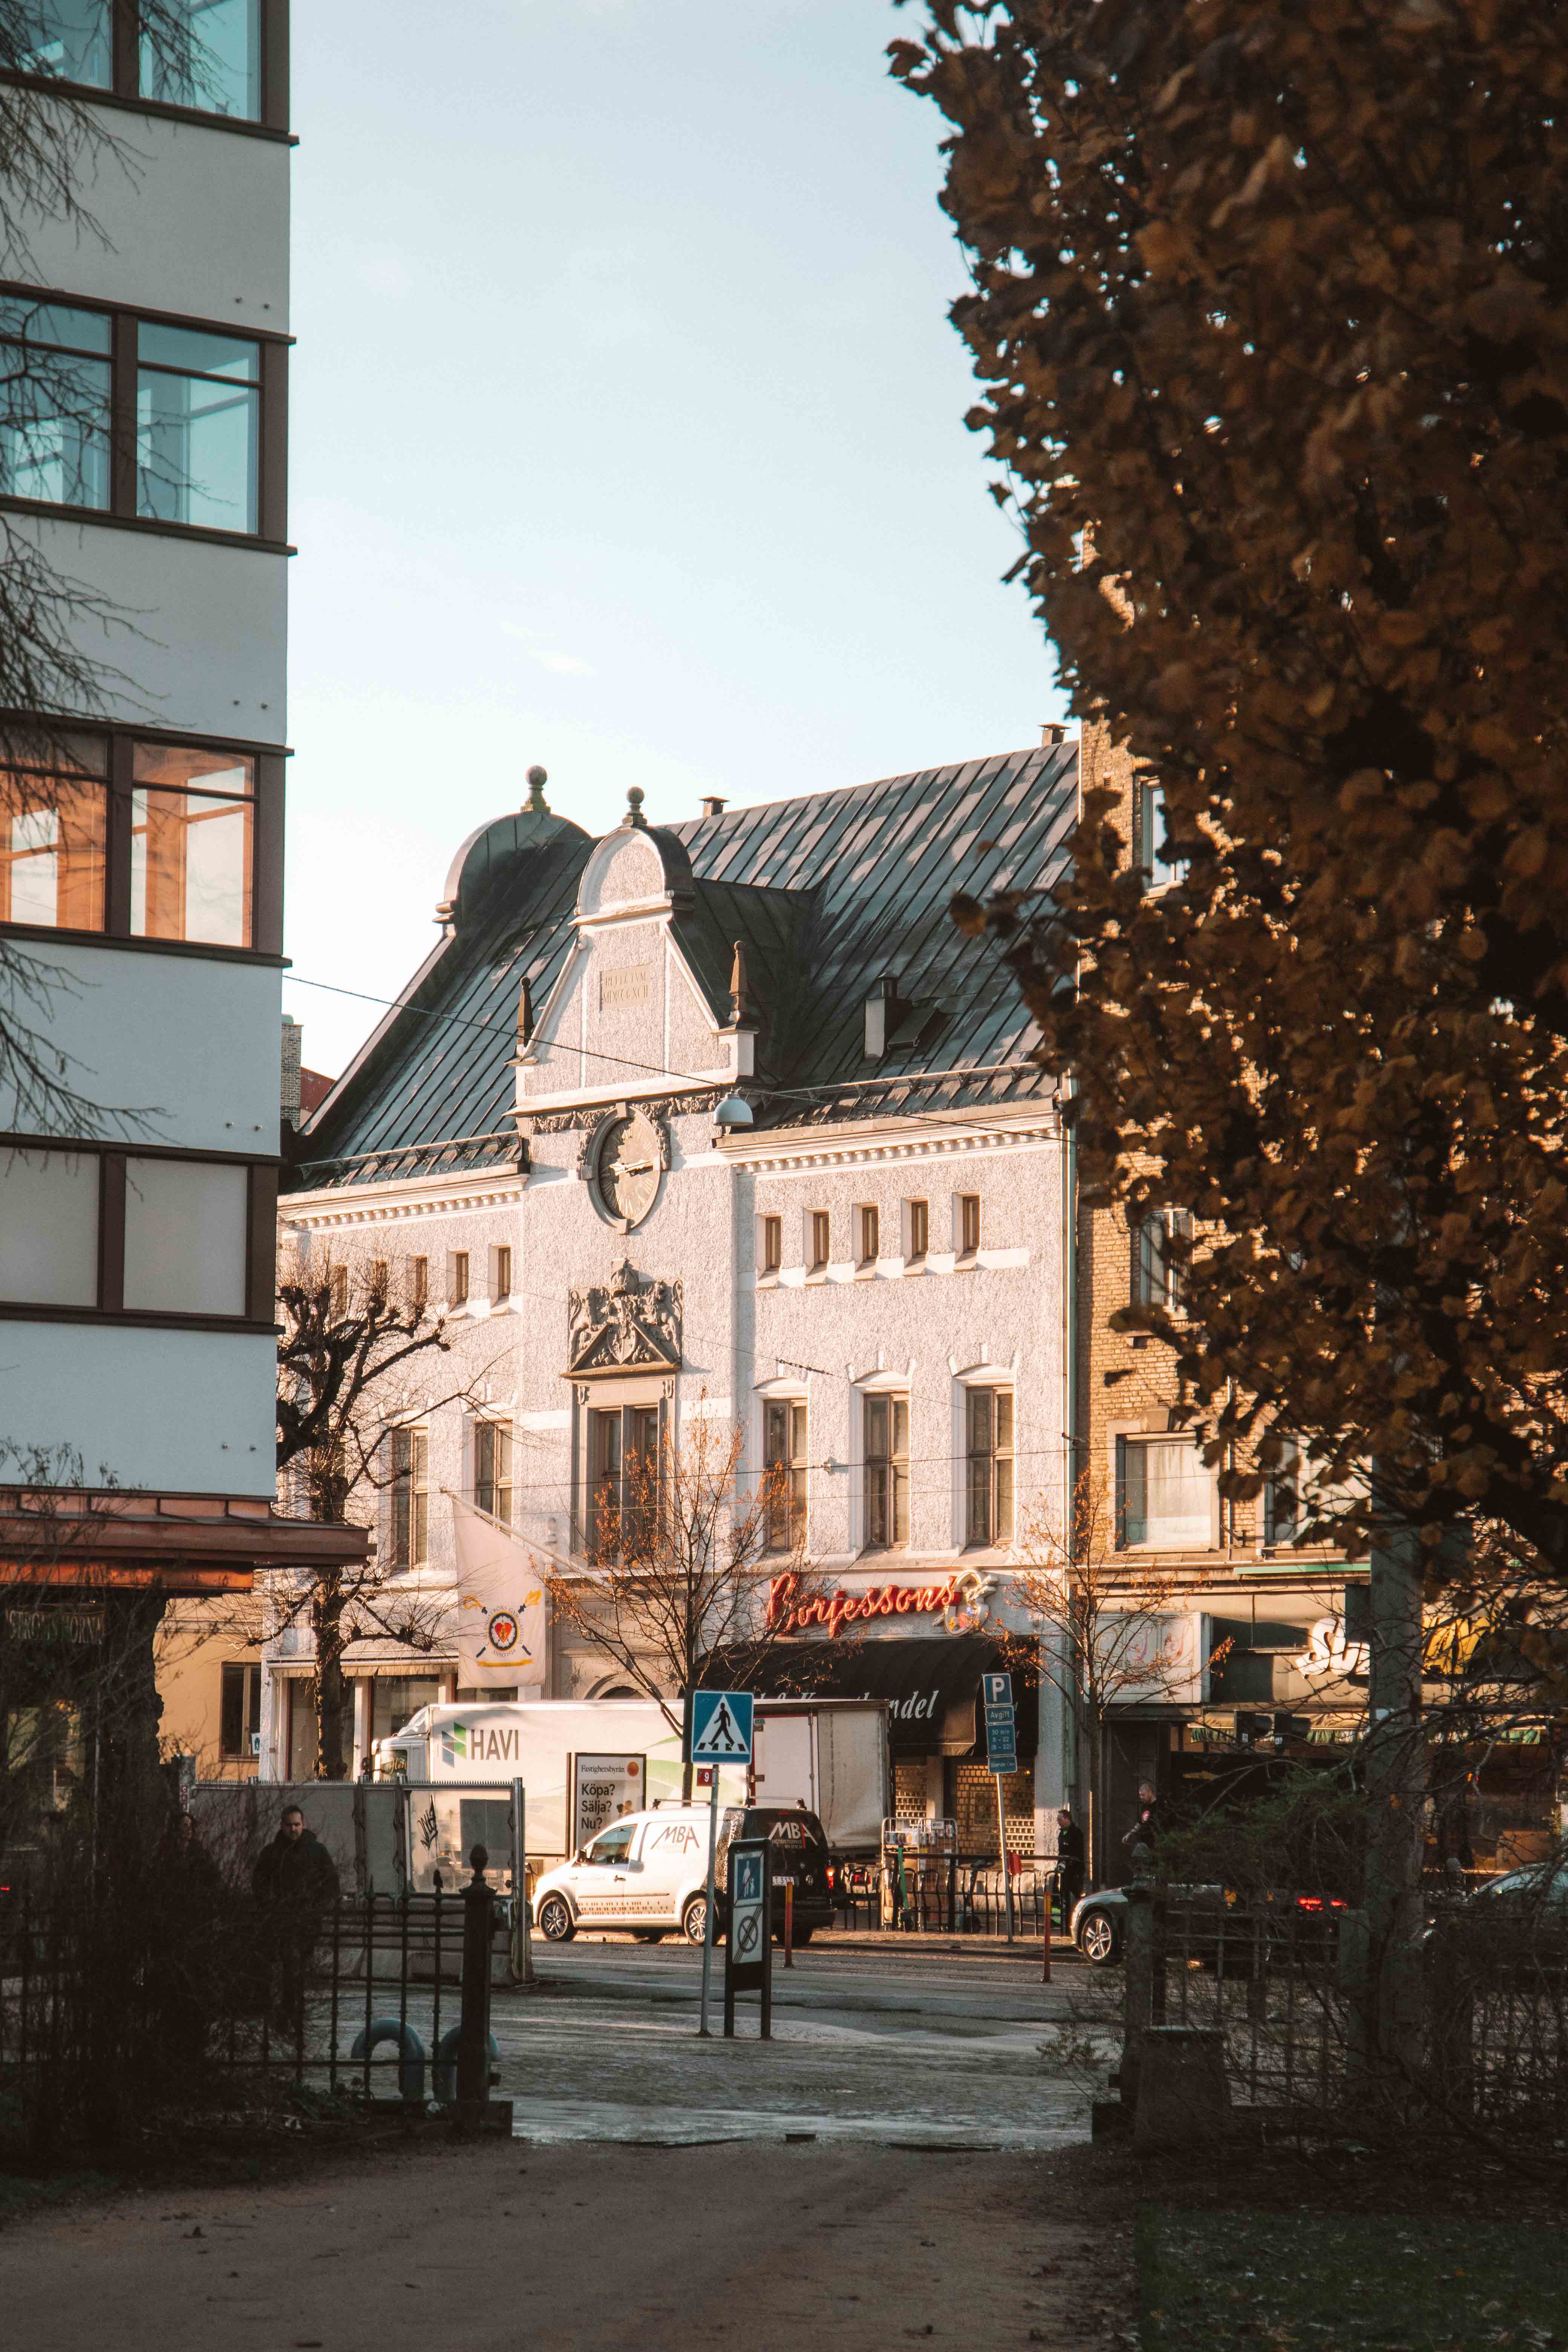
531;1801;835;1945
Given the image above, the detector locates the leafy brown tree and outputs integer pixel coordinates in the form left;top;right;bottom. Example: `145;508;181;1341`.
894;2;1568;1574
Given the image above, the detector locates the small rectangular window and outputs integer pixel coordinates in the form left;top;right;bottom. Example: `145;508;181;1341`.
1133;1207;1192;1310
390;1427;429;1566
1116;1433;1213;1550
475;1421;513;1526
18;2;113;85
761;1214;782;1275
369;1259;389;1298
141;0;263;122
219;1661;261;1759
0;1145;100;1307
493;1245;512;1301
858;1205;879;1267
0;735;109;933
451;1251;469;1306
136;321;261;533
1137;780;1184;891
906;1199;928;1264
764;1398;807;1551
130;744;254;947
410;1256;428;1309
809;1211;830;1272
864;1393;909;1550
959;1195;981;1258
965;1387;1014;1546
328;1263;348;1318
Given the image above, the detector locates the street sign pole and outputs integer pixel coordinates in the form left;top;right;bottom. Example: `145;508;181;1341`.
698;1765;720;2038
996;1774;1013;1942
982;1671;1018;1944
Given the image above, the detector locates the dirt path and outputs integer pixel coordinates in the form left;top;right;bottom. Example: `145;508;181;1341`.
0;2136;1127;2352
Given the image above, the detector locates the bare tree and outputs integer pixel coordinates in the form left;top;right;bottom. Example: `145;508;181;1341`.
1009;1466;1211;1885
546;1407;820;1801
269;1255;490;1782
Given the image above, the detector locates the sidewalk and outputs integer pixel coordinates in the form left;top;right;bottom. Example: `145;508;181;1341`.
810;1926;1079;1963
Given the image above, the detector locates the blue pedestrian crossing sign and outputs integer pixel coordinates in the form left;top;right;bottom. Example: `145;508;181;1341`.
983;1671;1017;1776
689;1689;754;1764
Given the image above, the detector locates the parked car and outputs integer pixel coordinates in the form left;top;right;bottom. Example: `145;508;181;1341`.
531;1802;833;1946
1435;1860;1568;1976
1069;1882;1348;1969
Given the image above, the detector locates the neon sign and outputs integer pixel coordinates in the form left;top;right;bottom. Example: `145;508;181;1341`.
766;1571;992;1639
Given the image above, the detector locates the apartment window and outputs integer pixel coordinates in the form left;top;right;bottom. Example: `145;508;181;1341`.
958;1195;981;1259
219;1661;261;1759
141;0;262;120
410;1256;429;1309
475;1420;513;1526
965;1387;1014;1547
0;294;278;538
0;298;110;509
0;730;264;949
857;1205;879;1268
493;1245;512;1302
808;1211;830;1273
588;1404;660;1560
0;1143;259;1319
450;1252;469;1307
906;1198;929;1265
390;1427;429;1568
1116;1434;1213;1550
1133;1206;1193;1310
1264;1437;1364;1548
20;0;268;120
369;1259;389;1298
764;1399;807;1552
328;1263;348;1318
1136;780;1184;891
131;744;254;946
863;1393;909;1550
760;1214;782;1276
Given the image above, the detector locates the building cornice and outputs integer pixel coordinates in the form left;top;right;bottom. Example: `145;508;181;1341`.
720;1102;1062;1170
281;1171;525;1228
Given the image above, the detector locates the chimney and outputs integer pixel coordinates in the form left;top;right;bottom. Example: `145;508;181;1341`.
1041;722;1068;747
280;1015;302;1126
701;795;727;818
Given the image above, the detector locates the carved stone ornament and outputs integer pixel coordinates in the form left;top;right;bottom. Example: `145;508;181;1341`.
523;1089;727;1140
574;1103;670;1232
567;1257;683;1380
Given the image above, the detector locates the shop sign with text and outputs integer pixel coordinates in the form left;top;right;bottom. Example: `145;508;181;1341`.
766;1570;994;1639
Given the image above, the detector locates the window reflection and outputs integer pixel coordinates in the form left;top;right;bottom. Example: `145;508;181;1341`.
136;323;260;533
0;737;108;931
12;3;112;86
131;743;254;946
140;0;260;121
0;299;112;511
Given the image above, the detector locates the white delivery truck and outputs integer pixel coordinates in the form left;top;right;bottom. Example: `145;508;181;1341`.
374;1695;890;1860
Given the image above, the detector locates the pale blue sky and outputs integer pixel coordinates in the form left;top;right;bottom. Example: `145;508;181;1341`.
282;0;1064;1077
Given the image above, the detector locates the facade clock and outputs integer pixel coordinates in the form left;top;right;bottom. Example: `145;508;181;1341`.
585;1106;666;1231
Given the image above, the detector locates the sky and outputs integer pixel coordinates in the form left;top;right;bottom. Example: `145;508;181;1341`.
282;0;1066;1079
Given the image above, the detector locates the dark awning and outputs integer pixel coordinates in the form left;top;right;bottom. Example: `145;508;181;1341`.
719;1635;1036;1759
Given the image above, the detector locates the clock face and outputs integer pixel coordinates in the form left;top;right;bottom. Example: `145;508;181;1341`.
594;1110;661;1228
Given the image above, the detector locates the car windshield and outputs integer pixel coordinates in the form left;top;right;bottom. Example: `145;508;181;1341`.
585;1822;636;1865
1478;1864;1568;1905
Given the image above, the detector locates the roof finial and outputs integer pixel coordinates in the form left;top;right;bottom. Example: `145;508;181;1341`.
524;763;550;814
729;939;751;1025
624;785;648;830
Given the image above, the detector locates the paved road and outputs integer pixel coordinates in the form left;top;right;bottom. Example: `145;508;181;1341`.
395;1933;1103;2151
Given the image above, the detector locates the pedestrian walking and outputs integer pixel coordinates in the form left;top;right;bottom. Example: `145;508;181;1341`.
252;1803;340;2034
1121;1780;1162;1856
1054;1805;1086;1922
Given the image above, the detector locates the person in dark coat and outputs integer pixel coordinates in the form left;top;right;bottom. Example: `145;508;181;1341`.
155;1811;227;2069
253;1804;340;2030
1054;1807;1086;1921
1121;1781;1162;1858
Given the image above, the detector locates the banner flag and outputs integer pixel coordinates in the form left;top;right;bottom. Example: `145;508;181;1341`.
447;1491;547;1689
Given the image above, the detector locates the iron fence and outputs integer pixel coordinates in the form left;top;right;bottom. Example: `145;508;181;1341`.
829;1851;1070;1936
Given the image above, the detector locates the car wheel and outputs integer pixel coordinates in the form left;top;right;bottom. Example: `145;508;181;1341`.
792;1925;815;1947
536;1893;576;1943
1078;1909;1121;1966
632;1929;666;1944
682;1893;718;1945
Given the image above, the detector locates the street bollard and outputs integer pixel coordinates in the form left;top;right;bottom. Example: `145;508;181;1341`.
1118;1840;1157;2110
456;1844;495;2122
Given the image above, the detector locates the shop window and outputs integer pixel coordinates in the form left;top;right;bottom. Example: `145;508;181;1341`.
965;1387;1014;1546
369;1674;442;1747
764;1399;807;1552
475;1420;513;1525
389;1427;429;1567
1116;1433;1213;1550
219;1661;261;1759
864;1393;908;1550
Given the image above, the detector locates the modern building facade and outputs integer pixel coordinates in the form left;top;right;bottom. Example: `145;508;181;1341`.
272;746;1081;1853
0;3;360;1813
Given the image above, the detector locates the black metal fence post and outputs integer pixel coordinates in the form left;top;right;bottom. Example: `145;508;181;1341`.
456;1844;494;2120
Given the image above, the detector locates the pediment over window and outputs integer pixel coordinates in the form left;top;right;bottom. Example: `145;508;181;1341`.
567;1257;683;1379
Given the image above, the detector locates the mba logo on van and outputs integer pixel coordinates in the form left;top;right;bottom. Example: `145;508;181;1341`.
439;1719;522;1769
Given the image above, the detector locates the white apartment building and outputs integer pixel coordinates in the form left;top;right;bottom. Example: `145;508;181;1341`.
0;3;358;1765
274;746;1081;1854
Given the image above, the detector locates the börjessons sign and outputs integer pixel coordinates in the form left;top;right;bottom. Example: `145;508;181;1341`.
765;1571;993;1640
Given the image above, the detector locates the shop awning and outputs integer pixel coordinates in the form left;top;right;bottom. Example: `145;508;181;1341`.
717;1635;1036;1759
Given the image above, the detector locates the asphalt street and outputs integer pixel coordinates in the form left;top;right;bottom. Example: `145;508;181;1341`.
479;1933;1098;2150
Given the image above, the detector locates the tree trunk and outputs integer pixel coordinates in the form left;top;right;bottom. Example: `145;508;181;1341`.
311;1573;349;1782
1357;1518;1427;2093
